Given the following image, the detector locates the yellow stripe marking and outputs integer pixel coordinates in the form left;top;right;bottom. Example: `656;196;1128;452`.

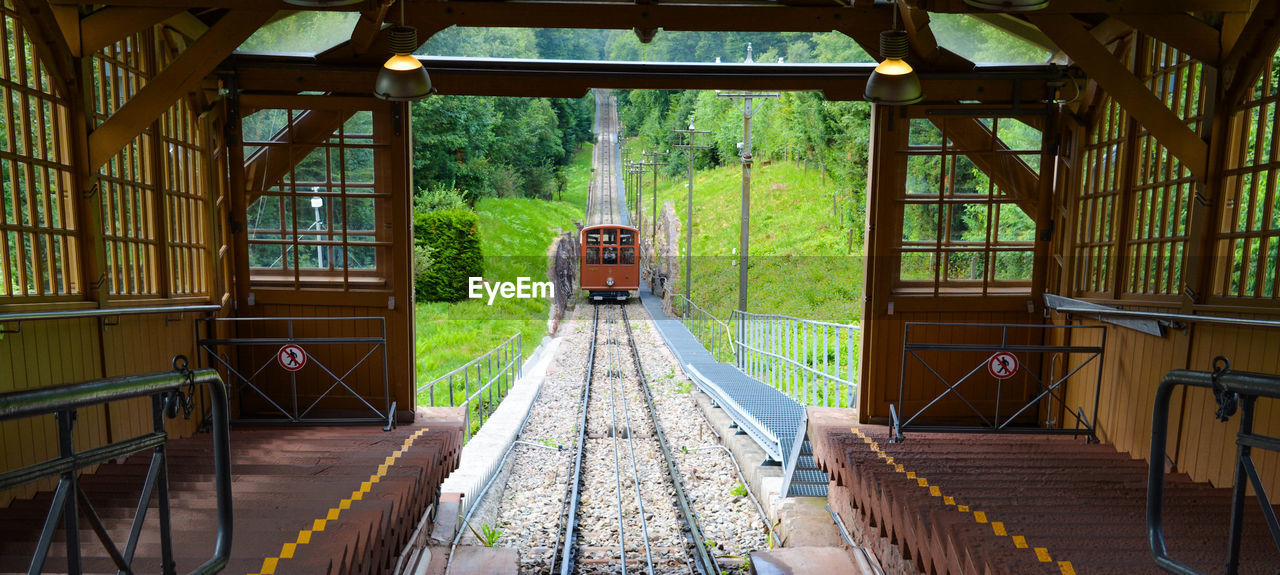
1058;561;1076;575
894;464;905;473
992;522;1006;536
906;471;916;479
916;477;928;487
943;496;954;505
929;486;942;497
250;428;430;575
1035;548;1052;562
957;505;970;513
973;511;987;523
1012;535;1028;549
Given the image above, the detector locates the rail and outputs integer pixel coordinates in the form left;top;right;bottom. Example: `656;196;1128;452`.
0;303;220;333
670;294;736;363
0;359;232;575
732;310;860;408
198;316;394;429
417;333;522;442
1148;359;1280;575
892;322;1106;442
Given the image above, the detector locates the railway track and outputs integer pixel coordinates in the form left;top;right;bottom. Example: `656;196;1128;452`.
555;304;717;575
588;90;621;227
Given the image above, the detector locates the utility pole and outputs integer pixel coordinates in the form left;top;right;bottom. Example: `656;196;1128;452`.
718;43;780;313
672;122;712;305
628;162;644;226
640;150;668;248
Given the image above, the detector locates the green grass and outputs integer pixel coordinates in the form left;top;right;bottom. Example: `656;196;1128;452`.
652;161;864;325
558;143;593;210
414;196;582;391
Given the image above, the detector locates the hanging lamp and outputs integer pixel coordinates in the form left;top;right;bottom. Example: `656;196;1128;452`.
962;0;1049;11
374;3;433;101
864;30;922;106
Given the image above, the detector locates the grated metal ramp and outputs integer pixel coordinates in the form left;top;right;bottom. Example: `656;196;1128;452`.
638;289;828;497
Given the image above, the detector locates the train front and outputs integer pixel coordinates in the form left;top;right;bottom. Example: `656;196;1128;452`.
581;224;640;301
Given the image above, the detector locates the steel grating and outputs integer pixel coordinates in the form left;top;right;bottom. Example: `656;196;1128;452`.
639;289;827;497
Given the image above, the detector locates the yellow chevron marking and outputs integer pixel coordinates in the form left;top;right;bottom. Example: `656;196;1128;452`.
1036;548;1052;562
974;511;987;523
992;522;1006;536
280;543;296;559
1058;561;1076;575
1012;535;1028;549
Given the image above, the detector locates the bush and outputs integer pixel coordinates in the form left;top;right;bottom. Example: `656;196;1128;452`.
414;210;483;302
415;185;469;212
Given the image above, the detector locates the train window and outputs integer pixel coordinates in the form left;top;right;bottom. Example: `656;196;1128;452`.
586;247;600;264
620;229;635;245
621;247;635;265
602;229;617;244
603;246;618;264
586;230;601;245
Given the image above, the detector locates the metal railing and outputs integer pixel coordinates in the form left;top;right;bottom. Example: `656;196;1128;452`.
0;358;232;575
197;316;394;429
669;294;736;362
0;303;221;333
733;310;861;408
1149;359;1280;575
417;333;522;442
892;322;1106;442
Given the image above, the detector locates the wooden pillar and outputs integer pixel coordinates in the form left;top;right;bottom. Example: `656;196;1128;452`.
859;103;906;421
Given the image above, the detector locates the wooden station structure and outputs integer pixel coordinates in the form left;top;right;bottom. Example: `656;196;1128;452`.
0;0;1278;570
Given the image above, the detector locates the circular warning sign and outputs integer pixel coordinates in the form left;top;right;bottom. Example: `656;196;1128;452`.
988;352;1019;380
277;344;307;372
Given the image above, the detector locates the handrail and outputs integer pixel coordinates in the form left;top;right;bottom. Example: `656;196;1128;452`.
0;363;233;575
669;293;735;361
734;309;860;331
733;309;861;408
418;333;523;441
1045;295;1280;330
1148;361;1280;575
0;303;220;323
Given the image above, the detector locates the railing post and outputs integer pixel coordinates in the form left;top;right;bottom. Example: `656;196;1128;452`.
848;327;856;408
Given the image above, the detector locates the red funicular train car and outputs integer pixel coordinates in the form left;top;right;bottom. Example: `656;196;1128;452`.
581;224;640;301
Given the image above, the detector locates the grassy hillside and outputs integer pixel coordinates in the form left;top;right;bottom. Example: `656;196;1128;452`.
650;161;863;325
414;170;587;390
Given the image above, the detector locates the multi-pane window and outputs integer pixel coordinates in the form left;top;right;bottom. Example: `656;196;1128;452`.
897;118;1037;295
1123;39;1203;297
1073;97;1126;296
1216;46;1280;300
244;107;389;288
160;98;209;296
0;1;78;299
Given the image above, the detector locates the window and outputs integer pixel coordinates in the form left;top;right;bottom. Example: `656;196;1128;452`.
897;118;1037;295
1216;43;1280;300
1073;97;1126;296
243;107;390;289
0;1;78;300
1122;40;1202;297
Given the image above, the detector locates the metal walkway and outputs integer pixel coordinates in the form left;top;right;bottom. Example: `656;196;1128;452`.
638;289;828;497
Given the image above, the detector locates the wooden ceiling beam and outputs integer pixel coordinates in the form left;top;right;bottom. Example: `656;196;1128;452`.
349;2;391;56
907;0;1250;13
80;7;181;55
896;1;974;70
1114;12;1221;66
88;10;273;172
1030;13;1208;181
244;109;353;202
933;117;1040;217
1222;0;1280;107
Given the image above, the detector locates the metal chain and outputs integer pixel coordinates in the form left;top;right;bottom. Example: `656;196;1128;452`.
170;355;197;420
1210;356;1238;422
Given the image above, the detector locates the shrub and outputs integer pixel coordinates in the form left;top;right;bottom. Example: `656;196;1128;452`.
415;184;469;212
414;209;483;302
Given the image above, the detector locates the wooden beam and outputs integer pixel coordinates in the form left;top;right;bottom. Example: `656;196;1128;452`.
908;0;1251;13
1222;0;1280;107
1031;13;1209;181
1114;12;1221;66
81;6;181;55
9;0;76;94
349;2;390;56
896;1;973;70
932;117;1040;217
243;109;353;204
88;10;272;173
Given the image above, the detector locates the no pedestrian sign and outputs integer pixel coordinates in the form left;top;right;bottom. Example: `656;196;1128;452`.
987;352;1019;380
278;344;307;372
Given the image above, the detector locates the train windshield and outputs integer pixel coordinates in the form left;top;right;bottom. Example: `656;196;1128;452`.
586;247;600;264
619;229;635;245
586;230;601;245
621;247;635;265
